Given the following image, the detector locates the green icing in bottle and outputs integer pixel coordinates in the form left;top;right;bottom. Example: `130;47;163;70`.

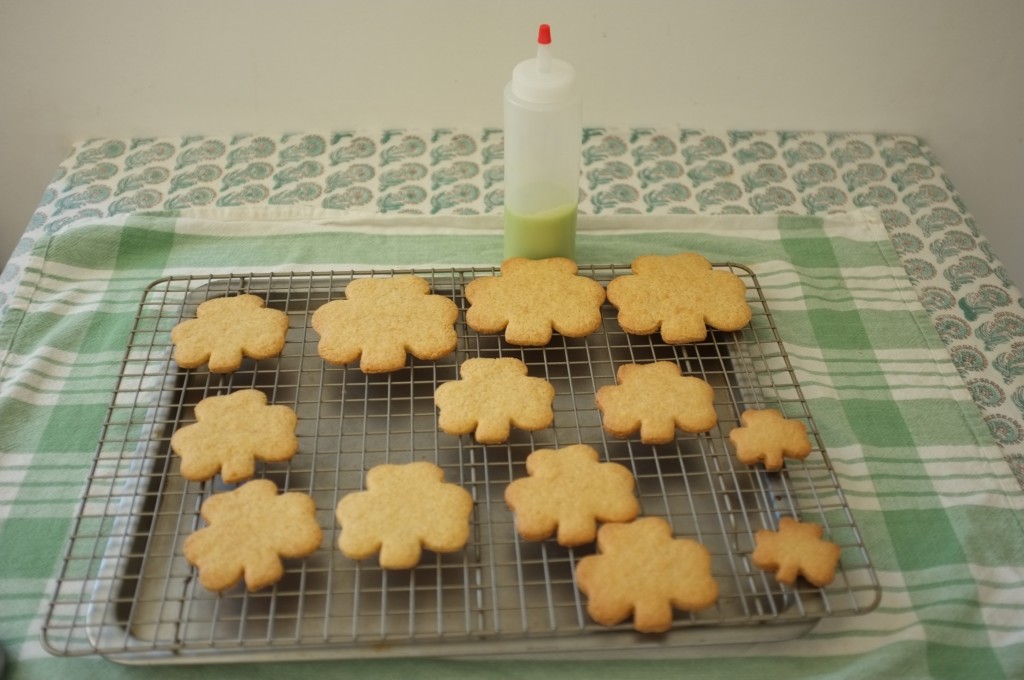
503;202;577;260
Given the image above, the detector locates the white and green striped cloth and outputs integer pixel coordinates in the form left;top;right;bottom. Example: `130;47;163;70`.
1;207;1022;679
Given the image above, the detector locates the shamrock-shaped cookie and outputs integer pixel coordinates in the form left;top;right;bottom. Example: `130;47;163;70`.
751;517;841;587
434;357;555;444
504;444;640;546
596;362;717;444
183;479;322;592
576;517;719;633
335;461;474;569
606;252;751;343
171;294;289;372
465;257;606;346
170;389;299;483
312;275;459;373
728;408;812;470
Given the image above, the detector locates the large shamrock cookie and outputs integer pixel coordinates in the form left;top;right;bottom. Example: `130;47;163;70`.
434;357;555;444
576;517;719;633
335;461;474;569
312;275;459;373
751;517;841;587
171;294;289;372
183;479;322;592
170;389;299;483
728;408;812;470
596;362;717;444
465;257;606;346
504;444;640;546
606;252;751;343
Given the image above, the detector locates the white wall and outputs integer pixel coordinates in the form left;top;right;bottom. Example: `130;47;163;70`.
2;0;1022;284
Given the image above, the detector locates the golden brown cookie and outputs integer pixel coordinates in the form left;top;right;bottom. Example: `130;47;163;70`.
183;479;322;592
751;517;841;587
596;361;717;444
311;275;459;373
170;389;299;483
504;444;640;546
434;357;555;444
465;257;606;346
606;252;751;344
171;294;289;372
728;408;812;470
335;461;474;569
575;517;719;633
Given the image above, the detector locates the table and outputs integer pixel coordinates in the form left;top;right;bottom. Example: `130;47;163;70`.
0;128;1022;679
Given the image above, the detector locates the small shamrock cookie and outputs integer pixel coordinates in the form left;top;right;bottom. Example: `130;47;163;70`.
606;252;751;344
171;294;289;372
183;479;322;592
335;461;474;569
504;444;640;546
311;275;459;373
170;389;299;483
465;257;606;346
728;408;812;470
751;517;842;587
434;357;555;444
576;517;719;633
596;362;717;444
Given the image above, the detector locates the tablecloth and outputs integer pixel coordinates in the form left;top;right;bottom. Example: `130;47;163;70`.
1;207;1022;679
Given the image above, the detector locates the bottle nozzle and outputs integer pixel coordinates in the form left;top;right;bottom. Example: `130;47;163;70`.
536;23;552;73
511;22;575;103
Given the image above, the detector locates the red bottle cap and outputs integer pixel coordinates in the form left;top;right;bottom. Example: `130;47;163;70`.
538;24;551;45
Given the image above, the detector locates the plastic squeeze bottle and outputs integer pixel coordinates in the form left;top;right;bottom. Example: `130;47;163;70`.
503;23;582;260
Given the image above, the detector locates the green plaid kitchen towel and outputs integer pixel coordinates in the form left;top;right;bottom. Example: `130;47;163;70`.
0;207;1021;680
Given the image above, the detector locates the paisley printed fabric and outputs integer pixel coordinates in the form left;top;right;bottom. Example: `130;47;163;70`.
3;127;1021;485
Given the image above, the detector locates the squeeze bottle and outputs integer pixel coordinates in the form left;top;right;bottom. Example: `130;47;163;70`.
503;24;582;260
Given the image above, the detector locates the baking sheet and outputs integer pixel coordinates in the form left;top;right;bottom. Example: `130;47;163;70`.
42;264;880;663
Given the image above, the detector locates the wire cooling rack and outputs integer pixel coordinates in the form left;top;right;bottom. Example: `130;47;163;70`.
41;264;880;664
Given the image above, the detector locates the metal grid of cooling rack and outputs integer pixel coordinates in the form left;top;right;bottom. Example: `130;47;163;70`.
42;264;880;664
